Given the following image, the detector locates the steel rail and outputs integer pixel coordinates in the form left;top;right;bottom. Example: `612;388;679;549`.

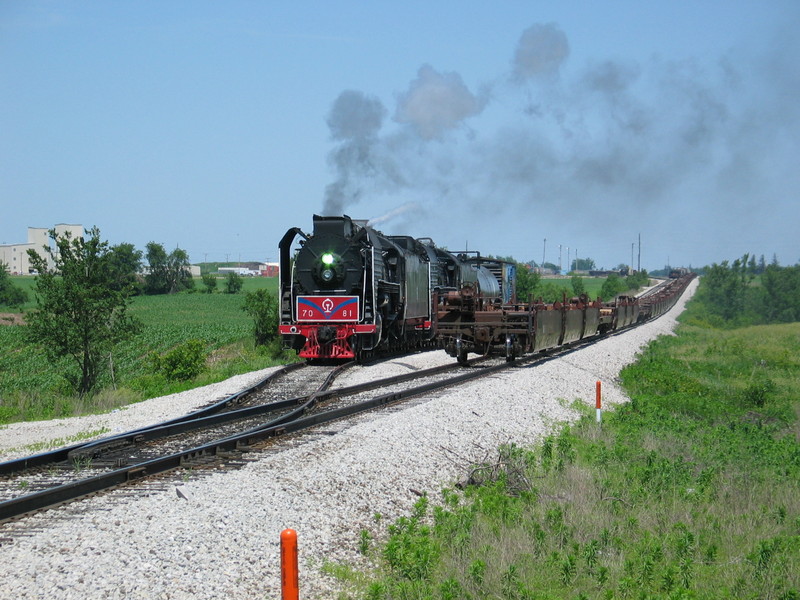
0;277;694;522
0;362;306;476
0;356;502;522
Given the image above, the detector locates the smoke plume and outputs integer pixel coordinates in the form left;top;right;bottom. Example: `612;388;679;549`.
394;65;488;140
512;23;570;81
320;19;800;250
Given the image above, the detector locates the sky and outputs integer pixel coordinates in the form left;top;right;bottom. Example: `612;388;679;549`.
1;1;798;271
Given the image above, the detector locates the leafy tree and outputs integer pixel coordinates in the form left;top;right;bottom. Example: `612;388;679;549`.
515;263;540;302
144;242;193;294
760;264;800;323
537;282;565;303
108;242;143;293
571;275;586;297
0;261;28;308
224;271;243;294
699;255;753;321
757;254;767;274
26;227;140;397
242;289;279;346
201;273;217;294
571;257;596;271
599;273;626;300
625;270;650;290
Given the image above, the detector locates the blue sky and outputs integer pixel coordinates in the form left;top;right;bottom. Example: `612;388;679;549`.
1;1;798;270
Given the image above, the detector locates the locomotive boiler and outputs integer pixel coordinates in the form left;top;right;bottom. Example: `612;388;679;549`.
279;215;438;359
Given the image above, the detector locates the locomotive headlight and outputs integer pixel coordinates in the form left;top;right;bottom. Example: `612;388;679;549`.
313;251;343;285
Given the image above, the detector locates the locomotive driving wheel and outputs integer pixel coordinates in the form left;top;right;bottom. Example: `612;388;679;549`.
456;336;468;365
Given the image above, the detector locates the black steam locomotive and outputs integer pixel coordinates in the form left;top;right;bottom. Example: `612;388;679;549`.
279;215;694;362
278;215;510;360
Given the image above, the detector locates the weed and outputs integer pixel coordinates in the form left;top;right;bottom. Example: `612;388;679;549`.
468;558;486;586
72;455;92;473
358;529;372;555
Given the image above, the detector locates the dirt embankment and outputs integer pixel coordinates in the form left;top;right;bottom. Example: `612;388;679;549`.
0;313;25;326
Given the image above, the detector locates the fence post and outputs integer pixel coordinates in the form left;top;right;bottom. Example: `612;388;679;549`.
596;380;602;424
281;528;299;600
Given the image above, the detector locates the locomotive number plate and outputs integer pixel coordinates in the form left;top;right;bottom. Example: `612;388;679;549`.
296;296;360;322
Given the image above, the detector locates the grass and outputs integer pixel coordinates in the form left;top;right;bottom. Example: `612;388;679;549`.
13;426;111;455
0;277;294;424
332;297;800;599
541;276;608;300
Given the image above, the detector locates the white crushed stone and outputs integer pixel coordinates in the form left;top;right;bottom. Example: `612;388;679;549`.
0;369;284;462
0;279;696;600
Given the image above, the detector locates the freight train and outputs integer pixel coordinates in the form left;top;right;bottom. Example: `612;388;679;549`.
279;215;694;362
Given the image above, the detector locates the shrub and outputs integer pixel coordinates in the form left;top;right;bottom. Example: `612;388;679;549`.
201;273;217;294
242;289;279;346
148;339;207;381
600;273;626;300
571;275;586;297
224;272;243;294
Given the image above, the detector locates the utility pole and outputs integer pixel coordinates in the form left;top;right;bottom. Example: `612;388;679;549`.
558;244;562;273
542;238;547;272
631;243;634;272
637;233;641;272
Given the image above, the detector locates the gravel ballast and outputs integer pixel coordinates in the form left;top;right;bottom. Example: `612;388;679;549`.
0;279;696;599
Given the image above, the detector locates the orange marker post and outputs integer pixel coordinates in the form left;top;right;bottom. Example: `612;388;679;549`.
596;380;602;424
281;528;299;600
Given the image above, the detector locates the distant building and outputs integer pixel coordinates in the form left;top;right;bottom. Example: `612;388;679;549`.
0;224;83;274
219;267;261;277
261;262;279;277
216;262;278;277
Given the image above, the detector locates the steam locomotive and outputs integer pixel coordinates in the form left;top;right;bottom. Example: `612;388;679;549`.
278;215;512;360
278;215;694;362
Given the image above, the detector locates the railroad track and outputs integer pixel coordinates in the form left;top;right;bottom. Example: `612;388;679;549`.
0;362;345;516
0;280;688;526
0;347;570;524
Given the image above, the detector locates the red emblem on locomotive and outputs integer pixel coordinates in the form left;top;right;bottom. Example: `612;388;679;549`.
296;296;359;321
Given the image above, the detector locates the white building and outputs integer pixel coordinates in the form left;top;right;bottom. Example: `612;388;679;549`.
0;224;83;274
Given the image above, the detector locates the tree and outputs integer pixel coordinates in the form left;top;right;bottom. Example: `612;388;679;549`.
242;289;279;346
108;242;143;293
201;273;217;293
700;256;753;322
599;273;626;300
26;227;140;397
224;271;243;294
144;242;193;294
515;263;540;302
571;257;596;271
760;264;800;323
0;261;29;308
571;275;586;297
